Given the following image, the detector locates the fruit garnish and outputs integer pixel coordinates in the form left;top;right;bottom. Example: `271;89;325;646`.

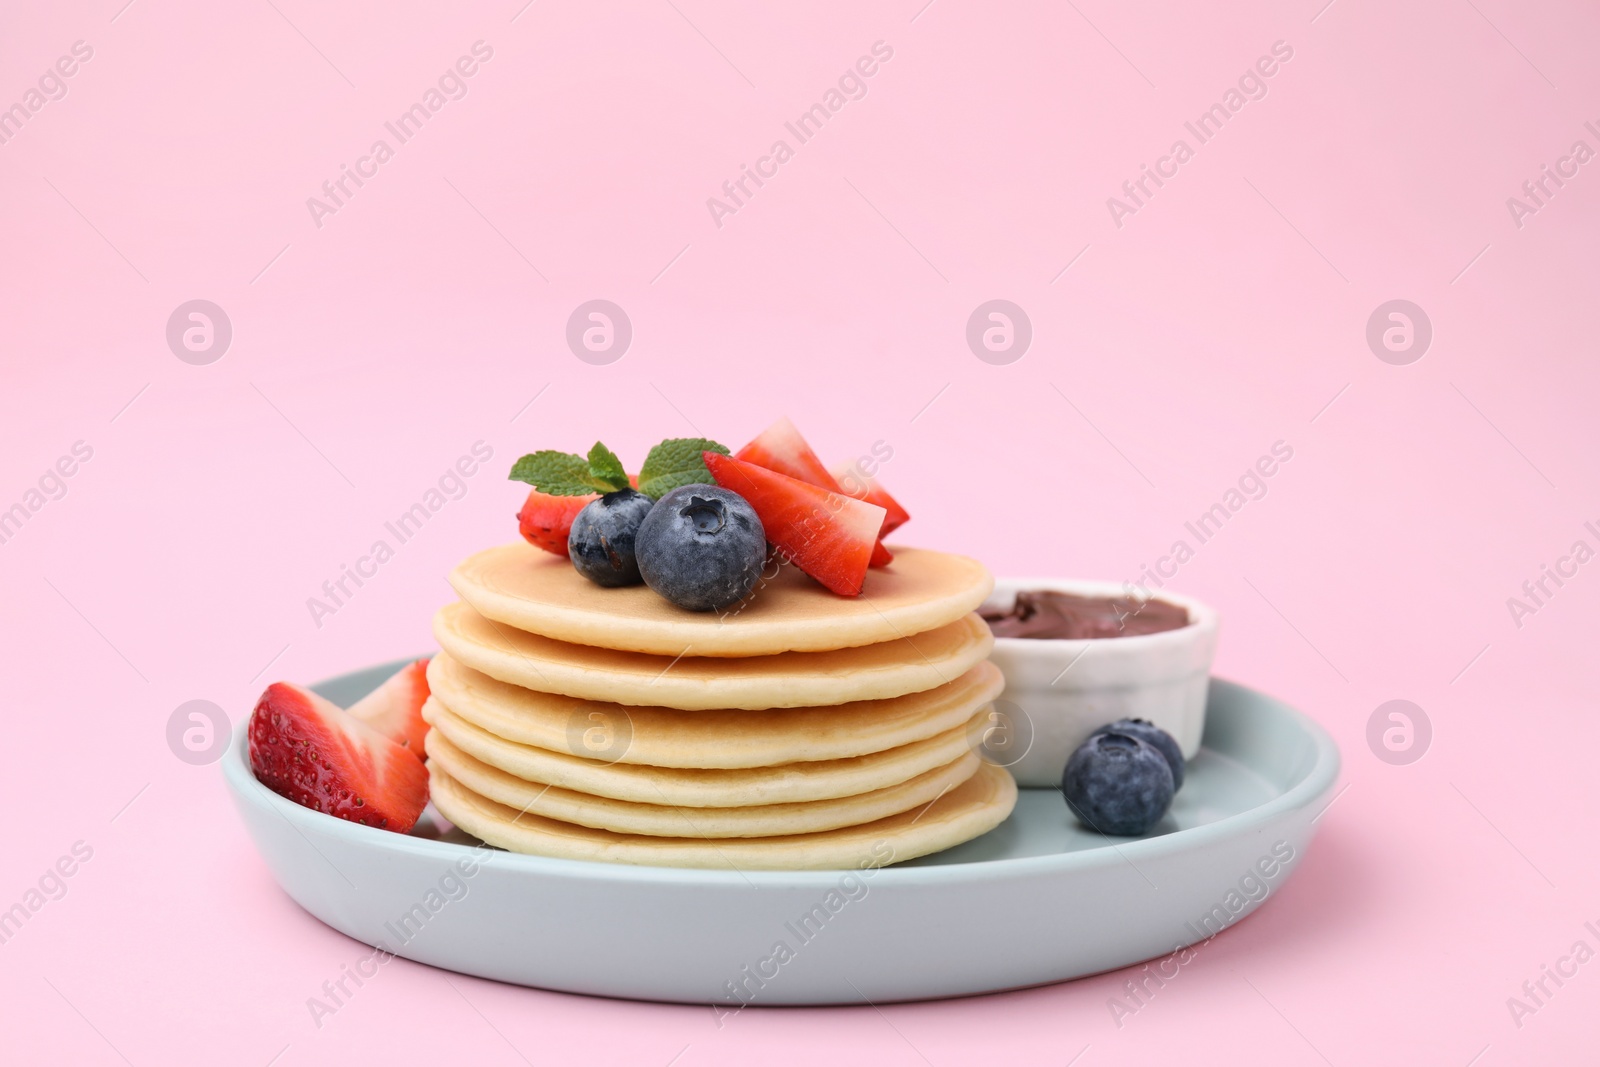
735;418;896;566
517;489;596;556
703;452;885;597
569;488;655;587
510;438;730;564
1061;730;1176;836
248;682;429;834
347;658;431;756
831;461;911;537
735;417;838;488
636;484;766;610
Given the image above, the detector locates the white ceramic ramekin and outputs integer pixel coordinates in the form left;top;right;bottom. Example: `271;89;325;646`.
978;579;1219;787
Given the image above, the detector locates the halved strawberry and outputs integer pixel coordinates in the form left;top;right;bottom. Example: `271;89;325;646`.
831;462;911;537
736;418;895;566
248;682;428;833
518;489;596;556
704;451;885;596
347;658;430;756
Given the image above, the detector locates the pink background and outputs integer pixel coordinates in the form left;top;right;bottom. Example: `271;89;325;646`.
3;0;1597;1063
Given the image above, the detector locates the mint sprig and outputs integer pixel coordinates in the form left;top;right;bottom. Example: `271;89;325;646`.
510;437;729;498
509;443;632;496
639;438;730;498
586;442;629;491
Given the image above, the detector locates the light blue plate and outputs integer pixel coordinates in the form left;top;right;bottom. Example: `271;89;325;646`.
224;664;1339;1005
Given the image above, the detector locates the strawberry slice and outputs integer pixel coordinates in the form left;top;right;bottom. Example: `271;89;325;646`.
516;474;640;556
248;682;428;833
704;451;885;596
736;418;895;566
347;658;430;756
736;417;839;488
831;462;911;537
517;489;596;556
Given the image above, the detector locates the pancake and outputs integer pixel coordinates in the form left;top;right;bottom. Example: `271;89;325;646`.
428;760;1018;870
426;653;1004;769
433;600;994;710
424;730;980;838
422;697;988;807
449;542;994;657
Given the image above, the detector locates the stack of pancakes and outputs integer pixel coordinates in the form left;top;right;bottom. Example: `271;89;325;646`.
424;542;1017;870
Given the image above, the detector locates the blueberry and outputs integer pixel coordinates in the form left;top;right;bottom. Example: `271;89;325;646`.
1090;718;1185;791
635;484;765;611
568;489;655;588
1061;732;1175;836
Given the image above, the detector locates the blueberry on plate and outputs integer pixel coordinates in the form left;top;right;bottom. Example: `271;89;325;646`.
568;489;656;588
1061;732;1175;836
1090;718;1185;791
635;484;766;612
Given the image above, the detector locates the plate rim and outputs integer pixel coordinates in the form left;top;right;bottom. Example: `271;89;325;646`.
225;664;1340;887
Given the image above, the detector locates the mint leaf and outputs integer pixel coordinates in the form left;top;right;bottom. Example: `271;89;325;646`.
509;450;609;496
586;441;631;493
639;438;730;498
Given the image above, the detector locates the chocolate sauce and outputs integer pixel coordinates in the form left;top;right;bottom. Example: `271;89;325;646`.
981;590;1189;640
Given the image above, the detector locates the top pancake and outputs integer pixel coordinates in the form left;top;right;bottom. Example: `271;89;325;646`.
449;541;994;656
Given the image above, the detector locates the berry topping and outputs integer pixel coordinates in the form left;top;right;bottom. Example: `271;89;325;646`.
831;461;911;537
506;428;901;606
568;488;655;587
1090;718;1185;791
735;416;839;489
248;682;429;833
1061;732;1175;836
347;658;432;756
635;484;766;611
517;489;596;556
703;451;885;597
734;418;897;566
